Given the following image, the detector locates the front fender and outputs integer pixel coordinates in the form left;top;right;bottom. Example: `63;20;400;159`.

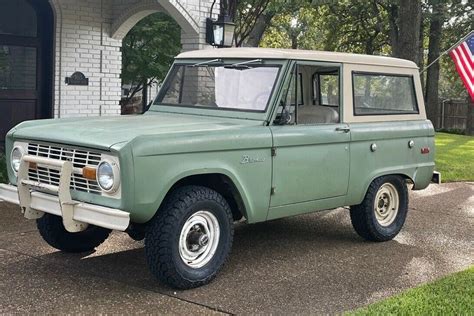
131;151;272;224
128;129;273;224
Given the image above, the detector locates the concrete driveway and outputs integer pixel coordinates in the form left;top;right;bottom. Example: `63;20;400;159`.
0;182;473;314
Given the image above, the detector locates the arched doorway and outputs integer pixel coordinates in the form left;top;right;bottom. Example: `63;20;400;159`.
0;0;54;148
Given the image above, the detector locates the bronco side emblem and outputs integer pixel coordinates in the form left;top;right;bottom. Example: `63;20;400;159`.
240;155;265;164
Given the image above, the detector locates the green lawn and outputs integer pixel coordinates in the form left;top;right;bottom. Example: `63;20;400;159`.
435;132;474;182
349;266;474;315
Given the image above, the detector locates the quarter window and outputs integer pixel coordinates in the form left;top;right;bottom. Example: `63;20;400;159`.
352;73;418;115
285;72;303;107
316;73;339;106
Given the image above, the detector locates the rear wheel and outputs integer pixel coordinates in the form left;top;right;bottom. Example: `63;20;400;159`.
145;185;233;289
36;213;111;252
350;175;408;242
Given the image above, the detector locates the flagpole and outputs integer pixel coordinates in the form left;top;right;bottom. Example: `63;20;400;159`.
420;30;473;74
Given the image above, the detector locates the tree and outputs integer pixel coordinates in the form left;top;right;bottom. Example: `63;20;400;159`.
233;0;308;47
383;0;423;65
236;0;471;129
260;6;321;49
422;0;472;126
244;10;274;47
317;1;390;54
121;13;181;109
438;1;473;100
424;0;446;125
233;0;272;46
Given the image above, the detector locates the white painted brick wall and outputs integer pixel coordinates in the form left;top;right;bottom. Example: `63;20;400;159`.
50;0;217;119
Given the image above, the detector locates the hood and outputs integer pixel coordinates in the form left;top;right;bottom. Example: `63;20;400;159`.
11;112;262;150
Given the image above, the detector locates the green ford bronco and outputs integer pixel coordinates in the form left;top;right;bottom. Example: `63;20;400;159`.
0;48;437;289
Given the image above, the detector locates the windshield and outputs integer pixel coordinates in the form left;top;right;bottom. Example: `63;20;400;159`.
154;63;280;112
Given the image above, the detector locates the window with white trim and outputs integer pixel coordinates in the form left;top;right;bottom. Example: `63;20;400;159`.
352;72;418;115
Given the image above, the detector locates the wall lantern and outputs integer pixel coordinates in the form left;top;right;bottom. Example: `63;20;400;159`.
206;14;235;48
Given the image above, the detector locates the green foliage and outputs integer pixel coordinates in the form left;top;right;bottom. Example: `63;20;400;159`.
0;154;7;184
122;12;181;100
261;6;323;49
439;56;469;100
255;0;471;100
437;2;473;100
234;0;308;46
316;1;391;54
261;0;391;54
435;132;474;182
234;0;271;45
349;266;474;315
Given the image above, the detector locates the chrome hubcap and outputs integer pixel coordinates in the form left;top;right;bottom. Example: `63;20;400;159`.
374;183;399;227
179;211;220;268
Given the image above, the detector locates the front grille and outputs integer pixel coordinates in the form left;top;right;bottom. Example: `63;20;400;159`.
27;143;102;194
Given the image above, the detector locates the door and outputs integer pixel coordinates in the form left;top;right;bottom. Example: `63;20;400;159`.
269;61;350;209
0;0;53;148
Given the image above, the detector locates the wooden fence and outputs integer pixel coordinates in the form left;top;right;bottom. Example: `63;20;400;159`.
437;99;473;134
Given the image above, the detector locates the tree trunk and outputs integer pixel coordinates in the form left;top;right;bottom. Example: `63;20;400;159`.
425;2;444;127
388;4;400;56
394;0;422;66
244;12;274;47
419;14;425;91
290;30;298;49
142;79;148;113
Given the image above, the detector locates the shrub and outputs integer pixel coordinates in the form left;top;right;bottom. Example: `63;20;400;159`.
436;128;466;135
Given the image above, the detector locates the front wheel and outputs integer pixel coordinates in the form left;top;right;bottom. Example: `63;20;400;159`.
145;185;234;289
37;213;111;252
350;175;408;242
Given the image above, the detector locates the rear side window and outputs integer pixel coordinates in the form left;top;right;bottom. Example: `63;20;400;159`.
352;72;418;115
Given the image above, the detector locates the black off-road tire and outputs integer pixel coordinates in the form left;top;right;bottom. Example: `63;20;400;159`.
37;213;111;252
350;175;408;242
145;185;234;289
126;224;146;241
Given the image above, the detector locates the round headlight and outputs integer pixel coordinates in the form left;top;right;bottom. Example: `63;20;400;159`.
11;147;24;173
97;161;119;192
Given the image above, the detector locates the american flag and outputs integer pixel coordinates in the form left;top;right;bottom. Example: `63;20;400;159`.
449;31;474;100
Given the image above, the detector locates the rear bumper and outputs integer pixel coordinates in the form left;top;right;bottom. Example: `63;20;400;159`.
0;183;130;231
431;171;441;184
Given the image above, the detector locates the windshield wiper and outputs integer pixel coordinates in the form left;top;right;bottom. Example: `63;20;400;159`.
189;58;223;67
224;59;263;69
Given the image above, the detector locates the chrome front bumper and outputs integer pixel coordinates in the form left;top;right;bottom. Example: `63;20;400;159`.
0;155;130;232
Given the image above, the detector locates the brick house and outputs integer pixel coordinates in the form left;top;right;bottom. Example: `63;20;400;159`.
0;0;219;147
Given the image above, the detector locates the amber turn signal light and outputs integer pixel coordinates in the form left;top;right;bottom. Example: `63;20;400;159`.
82;166;97;180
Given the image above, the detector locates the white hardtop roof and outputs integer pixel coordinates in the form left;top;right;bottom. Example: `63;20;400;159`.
177;48;418;69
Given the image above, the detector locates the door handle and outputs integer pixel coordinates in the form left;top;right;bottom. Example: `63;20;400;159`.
335;127;350;133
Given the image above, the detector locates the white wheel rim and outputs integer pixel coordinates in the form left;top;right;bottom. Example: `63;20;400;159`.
178;210;220;268
374;183;399;227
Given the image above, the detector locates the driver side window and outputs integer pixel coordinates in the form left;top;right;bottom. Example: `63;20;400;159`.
274;65;300;125
273;63;341;125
